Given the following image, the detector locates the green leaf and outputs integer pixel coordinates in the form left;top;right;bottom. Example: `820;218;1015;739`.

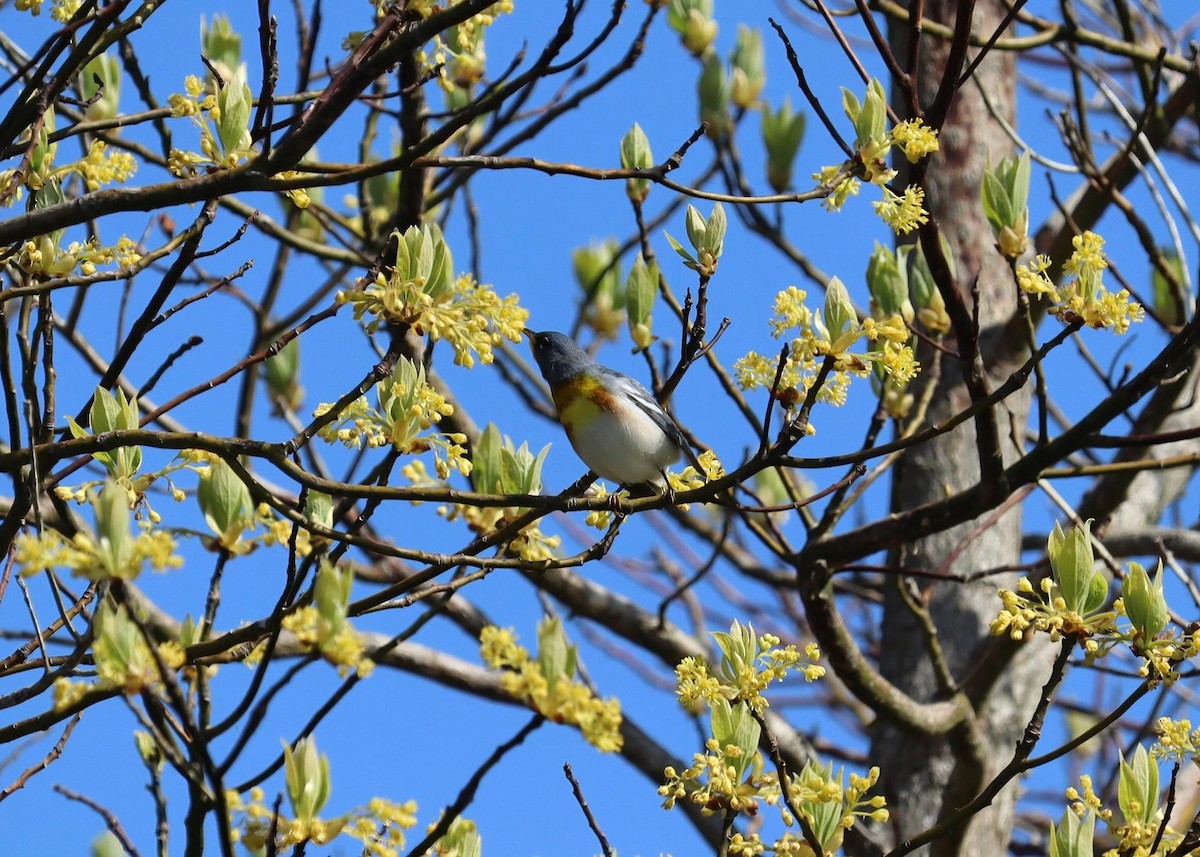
841;87;861;126
1049;808;1094;857
697;53;728;136
1118;745;1159;825
1122;560;1168;640
472;423;502;494
662;230;697;267
197;459;250;544
1151;249;1187;326
215;80;251;156
705;202;726;258
625;254;658;326
1048;520;1096;614
620;123;653;202
822;277;857;349
762;98;805;192
536;617;576;691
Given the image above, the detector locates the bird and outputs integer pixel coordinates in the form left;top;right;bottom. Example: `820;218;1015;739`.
527;330;703;489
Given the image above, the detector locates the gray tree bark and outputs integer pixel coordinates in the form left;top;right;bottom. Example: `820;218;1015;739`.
865;3;1054;854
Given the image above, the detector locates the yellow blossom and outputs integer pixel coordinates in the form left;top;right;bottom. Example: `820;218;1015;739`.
812;164;861;212
337;226;527;367
873;185;928;234
480;623;623;752
891;119;940;163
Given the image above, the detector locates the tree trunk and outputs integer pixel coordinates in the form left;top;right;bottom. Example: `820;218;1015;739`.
866;3;1053;854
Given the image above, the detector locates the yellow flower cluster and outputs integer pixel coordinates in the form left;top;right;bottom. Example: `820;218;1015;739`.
733;285;918;413
339;271;528;368
990;576;1117;644
281;606;374;678
479;625;623;752
228;788;418;856
993;576;1197;685
674;637;824;715
15;0;83;20
275;170;313;209
665;449;725;504
53;601;187;711
661;753;887;853
1129;626;1200;686
1016;233;1145;333
812;164;861;213
784;763;890;842
1151;717;1200;761
812;97;937;232
403;453;563;563
15;522;181;582
659;737;778;815
166;72;255;173
891;119;941;163
254;503;316;557
664;622;881;853
1064;770;1184;857
872;185;928;235
71;140;137;191
17;233;142;278
315;359;470;479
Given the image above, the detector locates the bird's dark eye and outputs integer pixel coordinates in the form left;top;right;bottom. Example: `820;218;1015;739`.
535;335;548;349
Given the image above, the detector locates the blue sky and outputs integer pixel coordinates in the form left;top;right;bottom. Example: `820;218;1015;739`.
1;1;1197;855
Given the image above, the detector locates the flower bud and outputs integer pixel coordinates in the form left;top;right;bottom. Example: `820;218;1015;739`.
709;698;760;781
74;385;142;479
1117;745;1160;826
94;479;133;578
536;616;577;693
908;239;953;334
201;14;243;86
30;109;57;180
625;253;658;350
667;0;717;57
821;277;858;352
981;152;1031;259
265;338;304;412
729;26;765;109
761;98;805;192
573;239;624;337
215;73;252;157
1151;249;1187;327
393;223;454;297
620;123;653;203
283;736;332;824
1048;520;1098;615
314;560;352;639
843;79;888;150
665;203;725;276
80;53;121;121
304;490;333;533
1122;560;1168;641
437;820;482;857
866;243;914;324
697;53;729;139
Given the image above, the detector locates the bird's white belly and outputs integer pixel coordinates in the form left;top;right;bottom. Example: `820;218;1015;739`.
568;397;679;485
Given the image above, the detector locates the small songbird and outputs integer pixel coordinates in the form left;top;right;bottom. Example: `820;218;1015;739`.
528;330;702;489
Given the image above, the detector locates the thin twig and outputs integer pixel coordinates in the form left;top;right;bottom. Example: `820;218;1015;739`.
563;763;614;857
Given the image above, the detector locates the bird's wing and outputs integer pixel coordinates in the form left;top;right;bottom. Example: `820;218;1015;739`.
606;371;705;473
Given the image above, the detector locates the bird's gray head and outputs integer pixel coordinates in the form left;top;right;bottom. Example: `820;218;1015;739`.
528;330;591;386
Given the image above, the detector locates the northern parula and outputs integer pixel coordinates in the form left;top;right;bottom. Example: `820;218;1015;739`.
528;330;702;488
